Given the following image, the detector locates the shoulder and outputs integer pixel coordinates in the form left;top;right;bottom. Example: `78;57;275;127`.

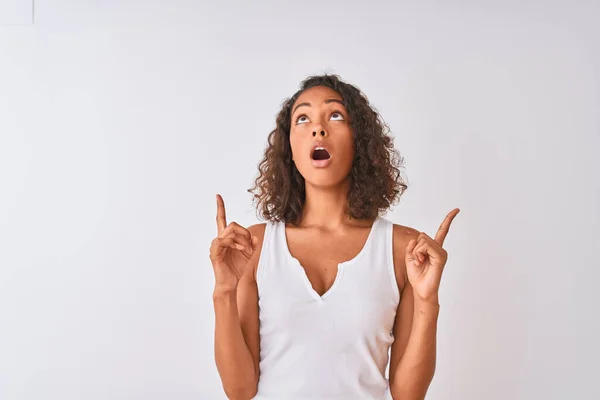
390;221;420;292
247;223;267;239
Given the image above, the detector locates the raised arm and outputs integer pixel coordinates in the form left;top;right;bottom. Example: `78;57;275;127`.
210;194;264;399
389;209;460;400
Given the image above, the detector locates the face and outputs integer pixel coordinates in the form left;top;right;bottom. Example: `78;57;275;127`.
289;86;355;188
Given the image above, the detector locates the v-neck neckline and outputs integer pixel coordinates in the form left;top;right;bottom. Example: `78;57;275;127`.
281;217;380;301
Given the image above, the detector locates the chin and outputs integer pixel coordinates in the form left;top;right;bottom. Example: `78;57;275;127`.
297;159;352;186
302;171;352;189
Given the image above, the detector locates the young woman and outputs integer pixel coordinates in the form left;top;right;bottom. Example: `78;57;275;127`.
209;74;460;400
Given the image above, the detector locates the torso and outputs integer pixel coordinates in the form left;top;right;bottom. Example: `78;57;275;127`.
248;216;418;399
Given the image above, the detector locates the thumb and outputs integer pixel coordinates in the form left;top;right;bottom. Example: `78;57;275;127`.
251;235;259;249
405;239;417;264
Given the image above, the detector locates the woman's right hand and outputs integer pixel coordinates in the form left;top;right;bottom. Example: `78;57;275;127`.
209;194;258;292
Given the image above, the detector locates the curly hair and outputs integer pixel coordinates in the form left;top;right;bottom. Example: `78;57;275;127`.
248;74;407;225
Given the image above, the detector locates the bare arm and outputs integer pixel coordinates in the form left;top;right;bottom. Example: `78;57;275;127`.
389;209;459;400
211;195;263;399
213;273;260;399
389;281;439;400
389;227;438;400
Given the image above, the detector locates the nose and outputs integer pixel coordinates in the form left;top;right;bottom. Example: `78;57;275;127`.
312;129;326;137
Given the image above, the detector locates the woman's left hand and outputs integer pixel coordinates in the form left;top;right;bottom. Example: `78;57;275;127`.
405;208;460;303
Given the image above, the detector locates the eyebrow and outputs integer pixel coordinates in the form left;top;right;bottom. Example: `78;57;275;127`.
292;98;346;115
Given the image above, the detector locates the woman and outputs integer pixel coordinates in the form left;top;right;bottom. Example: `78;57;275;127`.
209;74;460;400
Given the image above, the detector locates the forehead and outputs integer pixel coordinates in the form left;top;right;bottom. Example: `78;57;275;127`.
292;86;343;107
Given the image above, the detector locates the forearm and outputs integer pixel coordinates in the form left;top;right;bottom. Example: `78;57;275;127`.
213;288;257;399
391;298;440;400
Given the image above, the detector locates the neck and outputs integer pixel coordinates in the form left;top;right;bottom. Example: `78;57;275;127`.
299;179;353;228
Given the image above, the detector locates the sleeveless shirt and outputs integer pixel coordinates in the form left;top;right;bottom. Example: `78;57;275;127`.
252;216;400;399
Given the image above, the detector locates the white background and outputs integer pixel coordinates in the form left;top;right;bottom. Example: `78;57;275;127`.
0;0;32;26
1;1;599;399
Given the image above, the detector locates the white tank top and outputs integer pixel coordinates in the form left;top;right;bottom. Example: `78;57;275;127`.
253;216;400;400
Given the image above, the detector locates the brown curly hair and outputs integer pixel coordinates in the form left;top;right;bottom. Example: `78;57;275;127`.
248;74;407;225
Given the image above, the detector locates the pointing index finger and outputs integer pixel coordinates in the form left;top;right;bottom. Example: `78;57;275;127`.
216;194;227;234
434;208;460;246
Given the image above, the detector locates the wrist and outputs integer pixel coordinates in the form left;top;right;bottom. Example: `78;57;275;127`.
213;285;238;301
213;286;239;318
414;293;440;306
414;296;440;316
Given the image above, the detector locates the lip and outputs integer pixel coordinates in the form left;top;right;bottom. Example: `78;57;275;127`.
311;157;332;168
310;141;329;155
310;141;332;168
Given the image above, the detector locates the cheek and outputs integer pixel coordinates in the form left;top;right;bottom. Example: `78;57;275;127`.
289;131;306;160
338;129;355;160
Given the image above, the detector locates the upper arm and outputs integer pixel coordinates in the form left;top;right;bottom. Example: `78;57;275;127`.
389;224;419;384
235;223;266;383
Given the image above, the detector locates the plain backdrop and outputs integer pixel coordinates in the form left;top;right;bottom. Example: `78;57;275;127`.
1;1;599;399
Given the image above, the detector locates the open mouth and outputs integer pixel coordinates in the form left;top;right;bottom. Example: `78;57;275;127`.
311;148;331;160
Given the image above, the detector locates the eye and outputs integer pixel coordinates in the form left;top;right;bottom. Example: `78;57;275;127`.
296;114;309;124
330;111;345;121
